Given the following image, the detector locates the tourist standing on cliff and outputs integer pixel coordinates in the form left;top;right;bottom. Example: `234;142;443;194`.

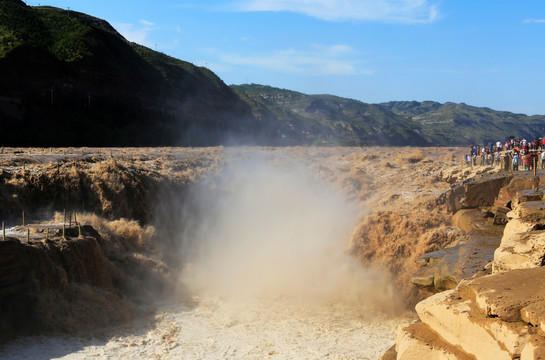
541;150;545;169
513;153;520;171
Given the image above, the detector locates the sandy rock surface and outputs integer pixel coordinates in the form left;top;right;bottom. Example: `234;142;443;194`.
395;176;545;360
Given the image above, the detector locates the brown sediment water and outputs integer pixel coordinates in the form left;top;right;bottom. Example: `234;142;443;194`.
0;146;492;359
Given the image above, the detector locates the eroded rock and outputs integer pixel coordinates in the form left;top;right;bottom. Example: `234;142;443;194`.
494;176;539;208
521;301;545;333
396;321;473;360
391;173;545;360
458;267;545;322
494;230;545;272
493;202;545;273
460;175;513;209
493;206;510;225
415;290;529;360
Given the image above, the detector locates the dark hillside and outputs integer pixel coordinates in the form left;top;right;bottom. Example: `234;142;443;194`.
1;0;545;147
0;1;262;146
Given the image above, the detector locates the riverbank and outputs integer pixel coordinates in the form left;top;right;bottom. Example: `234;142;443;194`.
384;171;545;359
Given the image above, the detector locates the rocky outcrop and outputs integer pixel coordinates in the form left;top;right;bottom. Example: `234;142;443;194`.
396;268;545;359
494;176;540;208
441;174;512;213
391;175;545;360
492;200;545;273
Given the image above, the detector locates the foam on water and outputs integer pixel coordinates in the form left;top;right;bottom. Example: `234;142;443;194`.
0;298;408;360
0;149;414;359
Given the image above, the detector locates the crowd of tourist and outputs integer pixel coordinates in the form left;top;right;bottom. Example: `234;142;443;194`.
465;137;545;171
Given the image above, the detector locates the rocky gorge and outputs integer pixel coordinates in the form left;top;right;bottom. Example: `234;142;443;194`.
1;146;543;358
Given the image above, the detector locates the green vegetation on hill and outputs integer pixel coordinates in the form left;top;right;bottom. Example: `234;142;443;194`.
0;1;105;61
233;84;545;146
1;0;545;147
0;0;263;146
231;84;430;146
381;101;545;145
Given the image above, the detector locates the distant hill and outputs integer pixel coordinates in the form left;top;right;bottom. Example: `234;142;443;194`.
232;84;545;146
380;101;545;145
231;84;430;146
1;0;545;147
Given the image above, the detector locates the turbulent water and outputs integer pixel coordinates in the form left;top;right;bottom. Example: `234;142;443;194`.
0;298;406;360
1;148;436;359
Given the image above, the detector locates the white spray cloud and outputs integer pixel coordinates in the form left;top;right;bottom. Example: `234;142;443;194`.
231;0;439;23
179;150;396;309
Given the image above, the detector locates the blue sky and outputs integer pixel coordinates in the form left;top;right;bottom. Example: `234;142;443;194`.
25;0;545;115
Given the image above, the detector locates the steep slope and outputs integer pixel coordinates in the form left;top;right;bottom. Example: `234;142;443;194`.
381;100;545;145
0;0;263;146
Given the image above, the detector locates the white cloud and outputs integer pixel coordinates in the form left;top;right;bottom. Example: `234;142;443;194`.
218;44;370;75
231;0;439;23
140;19;155;26
113;19;156;46
523;19;545;23
413;66;500;75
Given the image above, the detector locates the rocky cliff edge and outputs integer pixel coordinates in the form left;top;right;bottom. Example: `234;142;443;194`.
385;174;545;360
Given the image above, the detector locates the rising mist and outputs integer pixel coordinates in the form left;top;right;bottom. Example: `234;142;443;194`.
178;149;398;310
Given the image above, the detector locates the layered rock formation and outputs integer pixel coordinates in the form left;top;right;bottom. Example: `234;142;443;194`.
388;174;545;359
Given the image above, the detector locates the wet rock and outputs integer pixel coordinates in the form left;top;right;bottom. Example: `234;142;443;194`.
412;209;502;293
494;176;540;208
493;206;510;225
433;273;458;290
0;241;39;342
411;275;435;288
440;183;465;212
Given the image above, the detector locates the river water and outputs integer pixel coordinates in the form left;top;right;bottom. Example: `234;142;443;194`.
0;150;413;359
0;296;407;360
